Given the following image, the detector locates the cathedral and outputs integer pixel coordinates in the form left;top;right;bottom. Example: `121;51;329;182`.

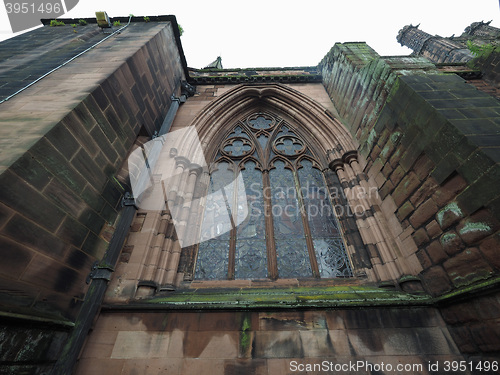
0;14;499;374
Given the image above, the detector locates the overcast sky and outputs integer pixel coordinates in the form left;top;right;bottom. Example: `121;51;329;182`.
1;1;499;69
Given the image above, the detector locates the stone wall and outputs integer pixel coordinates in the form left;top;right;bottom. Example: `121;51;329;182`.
76;308;464;374
321;41;500;361
0;19;186;372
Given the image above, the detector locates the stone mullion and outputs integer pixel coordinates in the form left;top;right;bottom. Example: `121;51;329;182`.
293;170;320;278
262;170;278;280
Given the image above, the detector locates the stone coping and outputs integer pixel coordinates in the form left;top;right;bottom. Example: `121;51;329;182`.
102;276;500;311
104;284;431;310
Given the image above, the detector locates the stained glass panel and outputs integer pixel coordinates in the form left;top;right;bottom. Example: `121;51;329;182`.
249;116;272;130
195;165;233;280
298;160;353;277
235;161;267;279
270;160;311;278
195;113;353;281
257;134;268;149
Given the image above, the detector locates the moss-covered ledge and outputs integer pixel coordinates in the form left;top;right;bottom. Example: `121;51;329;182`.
101;276;500;311
102;284;431;310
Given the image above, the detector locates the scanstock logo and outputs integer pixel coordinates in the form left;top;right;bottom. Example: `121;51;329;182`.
128;126;249;247
4;0;79;33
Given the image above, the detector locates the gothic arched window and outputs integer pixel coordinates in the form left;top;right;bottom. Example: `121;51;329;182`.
194;112;353;280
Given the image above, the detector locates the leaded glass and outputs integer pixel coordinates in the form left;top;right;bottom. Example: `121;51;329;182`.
194;113;353;281
298;160;353;277
270;160;311;278
195;239;230;280
195;166;233;280
274;136;305;156
257;134;268;149
248;115;272;130
222;137;253;158
235;161;267;278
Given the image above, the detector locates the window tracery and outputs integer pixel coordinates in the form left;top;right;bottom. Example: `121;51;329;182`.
194;112;353;280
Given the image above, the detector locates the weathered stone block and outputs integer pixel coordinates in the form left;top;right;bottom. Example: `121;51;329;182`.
456;208;499;245
426;240;447;264
426;220;443;239
433;173;467;207
413;228;429;247
436;201;465;230
430;153;461;185
469;325;500;352
3;214;67;259
479;233;500;269
396;201;414;221
409;198;438;229
416;249;432;270
9;153;52;191
45;123;80;161
30;138;88;196
448;326;477;354
440;230;465;256
0;236;34;278
413;154;435;180
443;248;494;288
457;149;497;185
410;178;438;207
420;266;453;296
393;172;420;207
252;331;303;358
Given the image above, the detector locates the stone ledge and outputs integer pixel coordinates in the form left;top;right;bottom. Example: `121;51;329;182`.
103;284;431;310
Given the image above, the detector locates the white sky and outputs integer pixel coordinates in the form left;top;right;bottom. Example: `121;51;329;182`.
1;0;499;69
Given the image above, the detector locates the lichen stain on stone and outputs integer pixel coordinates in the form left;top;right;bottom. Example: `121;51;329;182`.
239;313;252;357
436;201;463;227
458;221;491;236
440;232;458;245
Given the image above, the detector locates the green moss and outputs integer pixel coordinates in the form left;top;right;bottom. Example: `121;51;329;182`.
434;276;500;303
390;131;402;144
436;202;463;227
450;269;494;288
144;284;430;309
49;19;65;27
440;232;458;245
239;314;252;355
458;221;491;236
365;128;377;150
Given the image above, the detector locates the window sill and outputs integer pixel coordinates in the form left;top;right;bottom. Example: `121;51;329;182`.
103;280;432;310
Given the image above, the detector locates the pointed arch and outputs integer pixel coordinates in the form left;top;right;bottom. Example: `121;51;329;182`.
183;83;358;165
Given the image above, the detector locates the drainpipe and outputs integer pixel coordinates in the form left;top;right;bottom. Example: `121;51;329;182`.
50;90;188;374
